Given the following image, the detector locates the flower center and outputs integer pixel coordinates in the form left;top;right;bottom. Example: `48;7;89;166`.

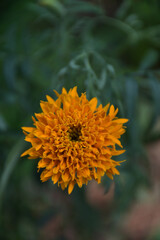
68;125;82;141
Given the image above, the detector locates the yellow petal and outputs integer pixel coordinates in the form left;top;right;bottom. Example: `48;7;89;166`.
68;181;75;194
109;105;115;117
97;167;105;176
43;169;53;178
104;103;110;113
52;173;60;184
106;172;113;179
82;168;90;178
46;95;55;104
32;116;36;123
107;135;122;147
62;171;70;182
38;159;46;168
112;149;125;156
53;165;59;174
91;147;99;154
113;108;119;117
77;179;83;188
40;102;50;114
21;148;32;157
21;127;35;133
53;89;60;97
101;148;111;155
89;97;97;112
113;119;128;124
63;100;70;109
70;86;78;97
112;168;120;175
62;88;67;94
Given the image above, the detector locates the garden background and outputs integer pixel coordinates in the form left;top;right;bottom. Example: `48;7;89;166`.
1;0;160;239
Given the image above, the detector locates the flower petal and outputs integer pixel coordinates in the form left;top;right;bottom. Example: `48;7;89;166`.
68;181;75;194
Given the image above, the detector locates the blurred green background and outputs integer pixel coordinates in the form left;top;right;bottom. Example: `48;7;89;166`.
1;0;160;239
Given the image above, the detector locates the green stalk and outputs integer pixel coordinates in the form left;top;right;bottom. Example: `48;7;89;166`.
0;138;25;221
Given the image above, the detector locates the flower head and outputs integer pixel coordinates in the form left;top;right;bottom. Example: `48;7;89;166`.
21;87;128;194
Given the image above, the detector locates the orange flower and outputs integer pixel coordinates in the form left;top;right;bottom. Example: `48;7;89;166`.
21;87;128;194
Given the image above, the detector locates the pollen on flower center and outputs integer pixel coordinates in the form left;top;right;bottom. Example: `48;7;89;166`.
68;124;82;141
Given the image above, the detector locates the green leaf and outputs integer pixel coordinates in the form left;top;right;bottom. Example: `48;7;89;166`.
39;0;65;15
0;115;7;131
0;139;25;210
125;78;140;153
140;50;159;70
149;76;160;119
4;56;17;89
67;0;104;15
98;68;107;90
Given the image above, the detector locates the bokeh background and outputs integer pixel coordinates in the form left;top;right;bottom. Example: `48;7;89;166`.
1;0;160;239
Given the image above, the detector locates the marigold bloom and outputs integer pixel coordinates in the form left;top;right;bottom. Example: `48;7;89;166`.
21;87;128;194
